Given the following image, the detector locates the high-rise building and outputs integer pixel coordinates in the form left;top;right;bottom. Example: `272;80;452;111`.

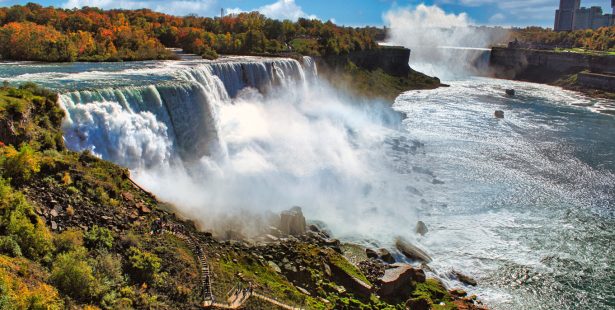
555;0;615;31
555;0;581;31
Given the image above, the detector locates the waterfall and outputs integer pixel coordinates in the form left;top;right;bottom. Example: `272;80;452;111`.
56;55;417;244
59;58;310;169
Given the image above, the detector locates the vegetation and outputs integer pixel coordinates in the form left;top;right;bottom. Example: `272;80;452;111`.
83;225;114;250
0;3;381;62
0;177;53;261
511;26;615;52
0;83;202;308
0;255;64;309
409;279;457;310
320;59;441;101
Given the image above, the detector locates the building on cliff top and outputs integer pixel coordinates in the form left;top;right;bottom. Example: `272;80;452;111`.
554;0;614;31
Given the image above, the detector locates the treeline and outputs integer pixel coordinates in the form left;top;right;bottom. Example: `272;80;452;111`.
0;3;380;62
511;26;615;51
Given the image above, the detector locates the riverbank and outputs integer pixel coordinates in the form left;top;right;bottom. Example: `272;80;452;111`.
317;46;442;102
489;47;615;100
0;83;484;309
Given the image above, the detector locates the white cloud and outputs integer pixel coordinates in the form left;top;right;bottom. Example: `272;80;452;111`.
62;0;217;17
488;13;505;23
228;0;317;21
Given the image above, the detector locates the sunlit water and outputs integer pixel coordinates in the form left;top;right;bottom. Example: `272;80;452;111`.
395;77;615;309
1;60;613;309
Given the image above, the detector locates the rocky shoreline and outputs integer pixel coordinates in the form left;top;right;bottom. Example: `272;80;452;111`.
489;47;615;101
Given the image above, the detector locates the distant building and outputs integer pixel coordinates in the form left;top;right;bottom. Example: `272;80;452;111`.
555;0;581;31
554;0;615;31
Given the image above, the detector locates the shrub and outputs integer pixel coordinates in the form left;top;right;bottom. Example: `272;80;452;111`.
1;144;41;184
61;172;72;185
84;225;114;250
0;265;64;310
50;248;100;301
0;178;53;261
202;47;218;60
0;236;22;257
53;228;83;254
66;205;75;216
127;247;161;285
91;252;124;291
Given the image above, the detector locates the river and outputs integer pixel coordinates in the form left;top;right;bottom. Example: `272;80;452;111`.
1;58;613;309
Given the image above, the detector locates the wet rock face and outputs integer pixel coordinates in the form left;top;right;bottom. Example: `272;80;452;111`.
378;263;425;299
406;297;431;310
279;206;306;236
378;248;395;264
395;237;432;263
366;248;378;259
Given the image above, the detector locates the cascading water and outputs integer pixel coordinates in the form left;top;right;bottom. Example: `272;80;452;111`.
2;51;614;309
53;58;417;241
58;58;309;168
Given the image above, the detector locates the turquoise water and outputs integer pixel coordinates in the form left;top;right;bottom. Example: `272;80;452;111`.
395;78;615;309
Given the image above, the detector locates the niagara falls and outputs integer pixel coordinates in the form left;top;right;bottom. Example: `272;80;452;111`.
0;1;614;309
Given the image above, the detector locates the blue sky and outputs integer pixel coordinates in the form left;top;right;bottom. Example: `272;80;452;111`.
0;0;613;27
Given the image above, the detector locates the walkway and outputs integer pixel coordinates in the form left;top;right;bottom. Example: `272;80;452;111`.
164;228;214;306
164;226;304;309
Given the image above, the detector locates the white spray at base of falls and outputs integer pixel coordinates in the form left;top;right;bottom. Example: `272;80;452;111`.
58;57;425;243
383;4;509;79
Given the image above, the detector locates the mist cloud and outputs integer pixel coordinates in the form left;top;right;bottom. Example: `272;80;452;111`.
384;4;509;79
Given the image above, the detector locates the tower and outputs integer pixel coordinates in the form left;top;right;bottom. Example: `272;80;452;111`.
554;0;581;31
612;0;614;14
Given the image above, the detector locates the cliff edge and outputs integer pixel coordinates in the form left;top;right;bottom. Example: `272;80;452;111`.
490;47;615;98
318;46;442;101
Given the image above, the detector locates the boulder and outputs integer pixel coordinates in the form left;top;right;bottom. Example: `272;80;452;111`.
279;206;306;236
415;221;428;236
308;224;321;233
378;248;395;264
449;288;467;298
307;220;332;237
505;89;515;96
366;248;378;259
378;263;425;298
395;237;432;263
406;297;431;310
267;261;281;273
329;260;373;298
494;110;505;119
454;271;477;286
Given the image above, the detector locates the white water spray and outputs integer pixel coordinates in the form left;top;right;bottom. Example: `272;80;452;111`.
384;4;509;79
58;57;428;244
